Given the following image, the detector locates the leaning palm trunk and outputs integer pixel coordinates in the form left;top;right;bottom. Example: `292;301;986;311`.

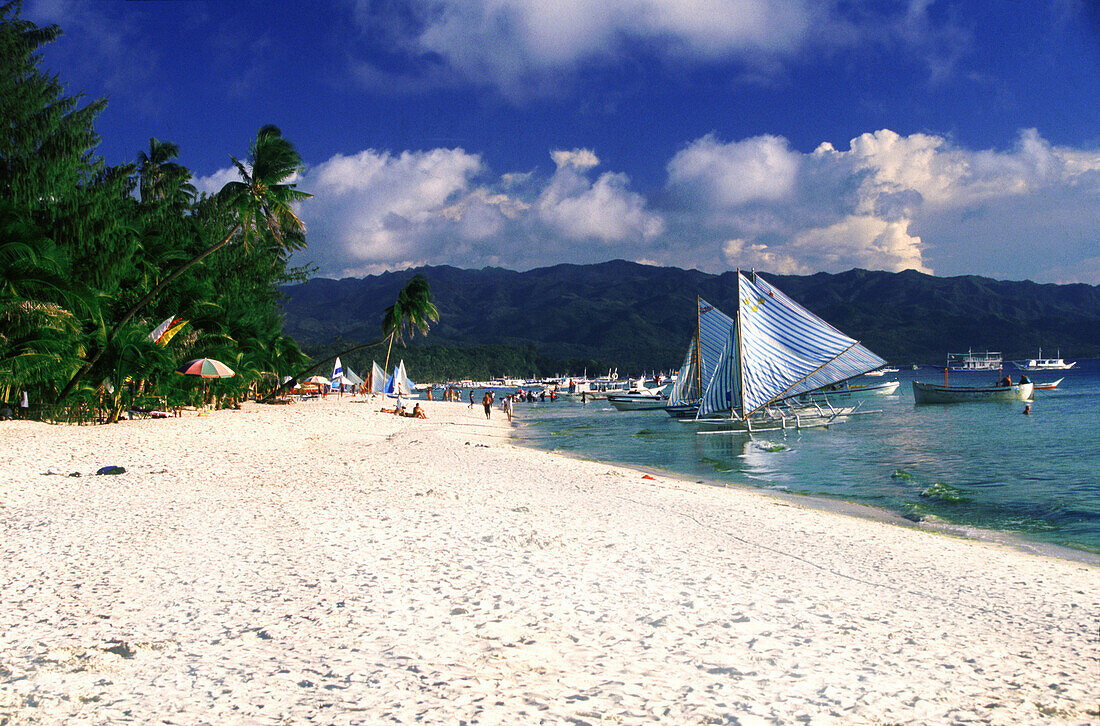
382;330;396;379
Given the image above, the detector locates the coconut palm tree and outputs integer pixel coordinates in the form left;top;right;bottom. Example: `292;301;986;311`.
56;125;311;402
262;274;439;402
381;273;439;374
137;137;195;205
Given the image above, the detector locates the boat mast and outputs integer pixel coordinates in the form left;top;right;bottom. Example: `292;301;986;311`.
694;295;703;402
734;269;746;420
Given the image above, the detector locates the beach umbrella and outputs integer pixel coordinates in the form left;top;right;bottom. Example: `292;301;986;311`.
176;358;236;378
301;374;331;394
175;358;235;407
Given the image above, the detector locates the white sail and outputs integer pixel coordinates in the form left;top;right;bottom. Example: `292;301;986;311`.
371;361;387;393
666;336;697;406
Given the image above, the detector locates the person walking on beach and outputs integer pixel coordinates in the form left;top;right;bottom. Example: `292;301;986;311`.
469;391;475;408
482;391;493;419
19;390;28;419
505;394;514;423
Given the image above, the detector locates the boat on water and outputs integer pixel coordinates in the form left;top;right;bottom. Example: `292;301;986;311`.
947;349;1003;371
606;385;667;411
1032;377;1064;390
1011;349;1076;371
797;379;900;403
912;380;1033;404
674;270;887;433
663;297;737;419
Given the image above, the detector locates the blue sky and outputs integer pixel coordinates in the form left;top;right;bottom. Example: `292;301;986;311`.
26;0;1100;283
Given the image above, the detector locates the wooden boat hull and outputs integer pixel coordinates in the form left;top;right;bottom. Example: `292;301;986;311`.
663;403;699;419
1032;377;1064;390
912;381;1033;404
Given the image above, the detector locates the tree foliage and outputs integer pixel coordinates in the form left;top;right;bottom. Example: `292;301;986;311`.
0;2;312;419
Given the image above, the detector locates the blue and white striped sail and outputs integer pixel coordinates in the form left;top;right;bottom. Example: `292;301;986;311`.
698;322;743;417
666;336;698;406
667;298;736;407
698;299;734;398
739;272;885;414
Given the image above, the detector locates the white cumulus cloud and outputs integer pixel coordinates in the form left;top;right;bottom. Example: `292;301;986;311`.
538;149;665;243
670;128;1100;282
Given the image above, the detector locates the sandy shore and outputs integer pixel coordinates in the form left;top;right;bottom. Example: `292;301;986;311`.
1;397;1097;725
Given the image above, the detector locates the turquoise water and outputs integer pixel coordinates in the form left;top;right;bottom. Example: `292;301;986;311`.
509;361;1100;554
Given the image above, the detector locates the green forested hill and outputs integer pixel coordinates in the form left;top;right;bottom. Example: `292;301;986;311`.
280;261;1100;375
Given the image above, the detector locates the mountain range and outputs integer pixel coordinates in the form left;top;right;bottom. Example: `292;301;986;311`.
280;261;1100;373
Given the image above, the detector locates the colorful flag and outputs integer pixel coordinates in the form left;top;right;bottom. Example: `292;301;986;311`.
148;316;188;346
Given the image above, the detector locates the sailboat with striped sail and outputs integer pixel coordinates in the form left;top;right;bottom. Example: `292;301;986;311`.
688;270;887;432
664;298;735;418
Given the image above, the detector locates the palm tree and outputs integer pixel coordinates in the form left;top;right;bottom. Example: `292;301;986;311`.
262;274;439;402
381;273;439;374
137;137;195;205
56;125;311;402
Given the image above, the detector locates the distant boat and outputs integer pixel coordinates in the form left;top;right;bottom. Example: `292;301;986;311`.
1032;377;1064;391
798;380;900;403
679;270;887;432
947;349;1003;371
1011;349;1076;371
912;380;1033;404
607;385;667;411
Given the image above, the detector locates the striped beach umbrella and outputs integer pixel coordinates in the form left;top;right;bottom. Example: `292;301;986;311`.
175;358;236;378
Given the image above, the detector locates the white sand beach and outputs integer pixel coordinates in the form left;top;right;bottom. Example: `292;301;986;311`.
1;397;1097;725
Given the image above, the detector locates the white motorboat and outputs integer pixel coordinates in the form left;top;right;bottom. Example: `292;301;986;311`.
606;386;667;411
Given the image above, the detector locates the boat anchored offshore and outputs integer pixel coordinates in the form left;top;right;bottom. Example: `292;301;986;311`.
1012;349;1076;371
1032;377;1064;391
912;380;1033;404
676;270;888;433
947;350;1003;371
606;385;667;411
663;297;736;419
797;379;900;403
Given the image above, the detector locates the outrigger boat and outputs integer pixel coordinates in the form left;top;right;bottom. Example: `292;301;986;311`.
663;298;735;419
1012;349;1075;371
675;270;888;433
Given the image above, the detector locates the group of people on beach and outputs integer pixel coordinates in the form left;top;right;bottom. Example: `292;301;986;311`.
380;397;426;419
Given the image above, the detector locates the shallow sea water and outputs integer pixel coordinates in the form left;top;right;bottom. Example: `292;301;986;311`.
508;360;1100;554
